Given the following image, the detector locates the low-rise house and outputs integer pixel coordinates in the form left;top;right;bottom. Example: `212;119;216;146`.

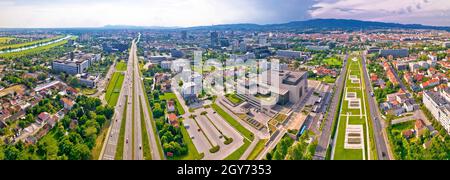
167;113;179;128
421;78;440;89
167;100;176;113
415;119;427;138
69;120;78;130
402;129;414;139
37;112;50;124
61;98;75;110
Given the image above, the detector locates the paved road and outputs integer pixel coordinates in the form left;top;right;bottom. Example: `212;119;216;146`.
133;34;162;160
361;53;392;160
102;34;162;160
314;54;349;160
101;47;133;160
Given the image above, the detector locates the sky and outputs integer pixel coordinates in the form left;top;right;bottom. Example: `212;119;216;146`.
0;0;449;28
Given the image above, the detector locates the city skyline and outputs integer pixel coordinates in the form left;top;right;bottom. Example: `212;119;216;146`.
0;0;449;28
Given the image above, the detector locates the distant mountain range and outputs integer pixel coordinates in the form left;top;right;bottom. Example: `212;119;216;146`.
104;19;450;32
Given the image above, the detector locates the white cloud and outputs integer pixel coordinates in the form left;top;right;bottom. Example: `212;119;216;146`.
309;0;450;26
0;0;448;28
0;0;313;28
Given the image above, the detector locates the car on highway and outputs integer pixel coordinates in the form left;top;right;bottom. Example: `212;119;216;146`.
126;138;129;144
139;144;142;150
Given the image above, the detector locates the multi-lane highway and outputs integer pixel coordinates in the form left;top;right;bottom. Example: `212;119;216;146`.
314;54;348;160
102;35;162;160
361;53;392;160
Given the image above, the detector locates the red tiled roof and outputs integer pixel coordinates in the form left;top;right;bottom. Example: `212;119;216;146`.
38;112;50;121
168;113;177;121
415;119;426;130
61;98;74;107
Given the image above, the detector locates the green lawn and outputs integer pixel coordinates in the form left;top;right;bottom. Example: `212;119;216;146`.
224;139;251;160
160;93;186;115
313;75;336;83
172;120;203;160
81;88;98;95
247;139;268;160
212;104;254;141
323;57;343;68
105;72;125;107
332;55;375;160
115;96;128;160
140;99;152;160
91;121;110;160
225;94;243;104
116;61;127;71
333;115;364;160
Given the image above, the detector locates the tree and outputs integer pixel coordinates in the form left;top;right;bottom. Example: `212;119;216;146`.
0;146;4;160
69;143;91;160
153;103;164;118
37;136;59;160
286;142;308;160
37;73;47;81
4;145;21;160
293;61;300;70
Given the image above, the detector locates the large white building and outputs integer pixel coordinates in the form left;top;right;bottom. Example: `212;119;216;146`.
52;53;101;75
276;50;303;59
52;59;90;75
423;89;450;134
236;69;308;113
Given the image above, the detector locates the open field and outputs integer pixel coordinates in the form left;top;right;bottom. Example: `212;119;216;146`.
105;72;125;107
0;37;15;44
332;55;375;160
116;61;127;71
0;38;71;58
0;35;64;51
0;85;26;97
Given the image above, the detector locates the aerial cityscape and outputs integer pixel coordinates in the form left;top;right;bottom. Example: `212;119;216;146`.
1;0;450;161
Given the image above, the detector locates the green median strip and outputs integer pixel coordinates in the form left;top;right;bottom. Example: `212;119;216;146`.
212;103;255;159
115;96;128;160
247;139;268;160
212;104;254;141
224;139;251;160
202;113;233;144
140;99;152;160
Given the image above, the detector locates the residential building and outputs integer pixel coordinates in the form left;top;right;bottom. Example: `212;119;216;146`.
380;49;409;58
52;59;89;75
161;61;172;70
423;90;450;134
276;50;303;59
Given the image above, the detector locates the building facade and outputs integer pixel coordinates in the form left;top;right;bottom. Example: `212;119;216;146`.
423;90;450;134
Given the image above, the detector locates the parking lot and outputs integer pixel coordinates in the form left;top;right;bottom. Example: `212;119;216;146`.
184;107;244;160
